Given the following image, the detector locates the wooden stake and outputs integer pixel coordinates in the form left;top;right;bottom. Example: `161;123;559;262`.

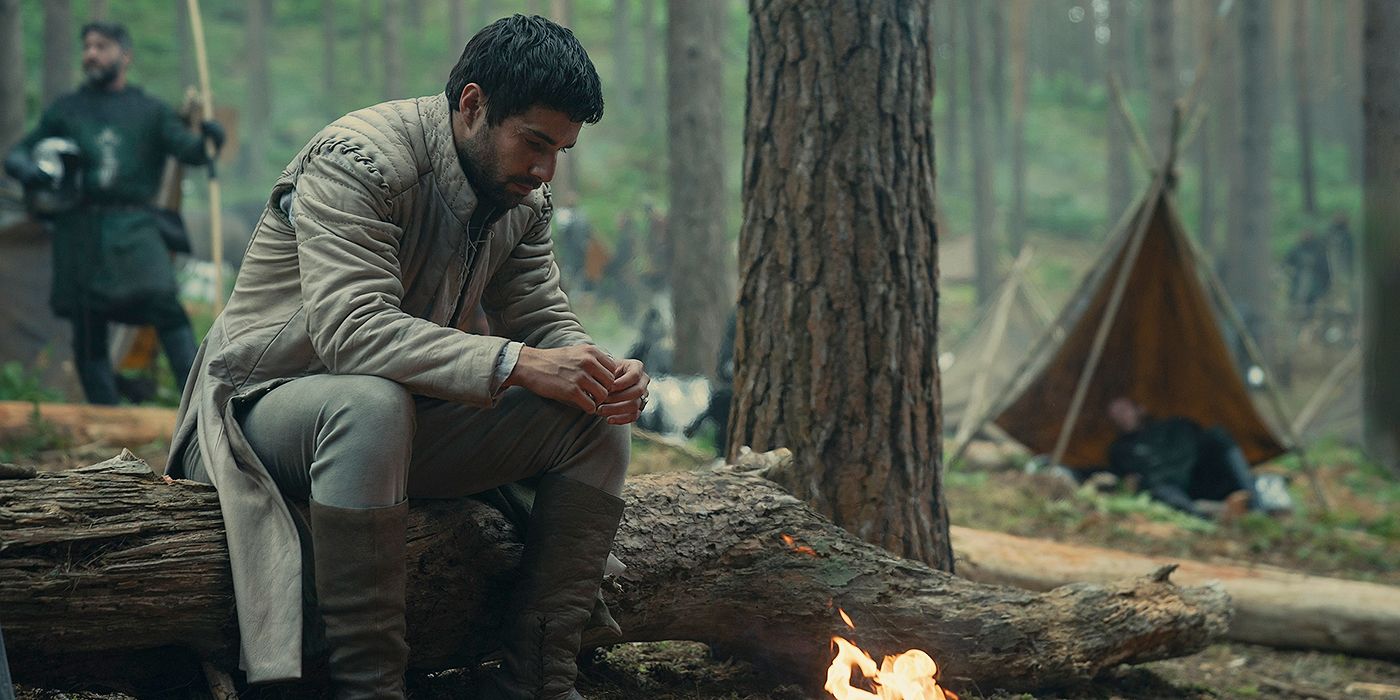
185;0;224;315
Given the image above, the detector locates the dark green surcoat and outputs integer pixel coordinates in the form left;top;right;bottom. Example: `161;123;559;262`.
15;84;209;321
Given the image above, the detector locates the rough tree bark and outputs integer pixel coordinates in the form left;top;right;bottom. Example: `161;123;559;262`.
666;0;733;378
1292;0;1319;217
0;0;23;154
1148;0;1175;161
1106;0;1134;221
1227;0;1273;360
42;0;74;109
0;454;1231;693
965;0;997;305
730;0;951;570
1362;0;1400;474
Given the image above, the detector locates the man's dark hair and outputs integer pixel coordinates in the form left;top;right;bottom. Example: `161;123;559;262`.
80;21;132;51
444;15;604;126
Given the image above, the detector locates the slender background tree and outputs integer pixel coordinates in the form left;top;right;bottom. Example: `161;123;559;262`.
1362;0;1400;473
41;0;74;110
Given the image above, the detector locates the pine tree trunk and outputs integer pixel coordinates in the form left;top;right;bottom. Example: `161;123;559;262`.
243;0;271;180
965;0;996;305
1195;0;1215;253
383;0;403;99
42;0;74;109
987;2;1007;153
1362;0;1400;474
1346;0;1365;182
360;0;375;91
1219;3;1243;264
322;0;337;108
174;0;195;92
613;0;633;105
0;0;24;154
1230;0;1274;360
406;0;422;33
1149;0;1175;161
666;0;732;378
939;0;960;189
1008;0;1028;253
731;0;952;571
88;0;107;20
1292;0;1319;217
641;0;659;143
1106;0;1134;222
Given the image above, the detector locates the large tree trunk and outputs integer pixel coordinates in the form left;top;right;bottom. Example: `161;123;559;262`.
0;454;1231;693
666;0;732;378
1106;0;1134;222
965;0;997;306
1293;0;1319;217
1227;0;1274;360
243;0;272;180
0;0;23;154
1362;0;1400;474
1148;0;1175;161
42;0;74;109
954;526;1400;658
731;0;951;570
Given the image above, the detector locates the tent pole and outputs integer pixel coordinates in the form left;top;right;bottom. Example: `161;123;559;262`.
1047;181;1161;469
1107;73;1157;173
949;247;1035;460
1290;346;1362;437
1170;197;1333;512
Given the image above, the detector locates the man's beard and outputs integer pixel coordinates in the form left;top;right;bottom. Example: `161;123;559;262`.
83;61;120;88
455;128;538;212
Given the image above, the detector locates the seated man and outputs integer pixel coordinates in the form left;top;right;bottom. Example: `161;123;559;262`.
1105;398;1261;519
167;15;647;699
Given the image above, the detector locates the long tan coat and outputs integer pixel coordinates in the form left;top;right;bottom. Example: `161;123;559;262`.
167;94;590;682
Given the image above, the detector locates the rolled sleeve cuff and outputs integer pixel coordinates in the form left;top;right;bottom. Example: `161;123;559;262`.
491;341;524;397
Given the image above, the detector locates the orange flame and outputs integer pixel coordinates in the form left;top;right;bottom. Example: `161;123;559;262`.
780;532;819;557
825;613;957;700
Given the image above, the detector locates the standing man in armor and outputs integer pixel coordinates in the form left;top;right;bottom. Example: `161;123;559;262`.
3;21;224;404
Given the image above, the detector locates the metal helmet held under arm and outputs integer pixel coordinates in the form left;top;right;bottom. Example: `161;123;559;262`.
25;137;84;217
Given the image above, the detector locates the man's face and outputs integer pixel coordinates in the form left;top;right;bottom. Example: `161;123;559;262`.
454;97;582;211
81;31;129;87
1107;398;1142;433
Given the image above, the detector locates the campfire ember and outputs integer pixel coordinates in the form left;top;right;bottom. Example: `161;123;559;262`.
825;611;958;700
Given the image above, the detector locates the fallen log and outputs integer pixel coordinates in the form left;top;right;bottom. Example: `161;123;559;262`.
0;452;1230;693
953;526;1400;659
0;401;176;447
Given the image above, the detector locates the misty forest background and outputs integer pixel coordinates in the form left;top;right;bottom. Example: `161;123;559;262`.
0;0;1370;379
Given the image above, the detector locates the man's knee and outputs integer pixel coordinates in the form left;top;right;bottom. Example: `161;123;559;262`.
319;375;415;439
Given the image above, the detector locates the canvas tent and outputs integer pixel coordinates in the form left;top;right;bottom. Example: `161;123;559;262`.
954;176;1294;470
940;247;1057;444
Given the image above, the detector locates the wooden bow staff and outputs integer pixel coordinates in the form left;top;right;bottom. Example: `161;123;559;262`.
185;0;225;315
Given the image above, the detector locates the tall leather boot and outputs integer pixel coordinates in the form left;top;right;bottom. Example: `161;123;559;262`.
310;500;410;700
480;475;624;700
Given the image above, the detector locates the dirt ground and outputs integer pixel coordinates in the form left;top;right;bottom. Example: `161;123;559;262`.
7;435;1400;699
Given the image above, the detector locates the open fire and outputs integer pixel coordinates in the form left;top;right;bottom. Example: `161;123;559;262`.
824;610;957;700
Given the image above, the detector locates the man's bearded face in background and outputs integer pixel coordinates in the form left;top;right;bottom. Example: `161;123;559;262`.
81;31;128;88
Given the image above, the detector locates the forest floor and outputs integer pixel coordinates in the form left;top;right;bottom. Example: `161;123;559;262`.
7;434;1400;700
